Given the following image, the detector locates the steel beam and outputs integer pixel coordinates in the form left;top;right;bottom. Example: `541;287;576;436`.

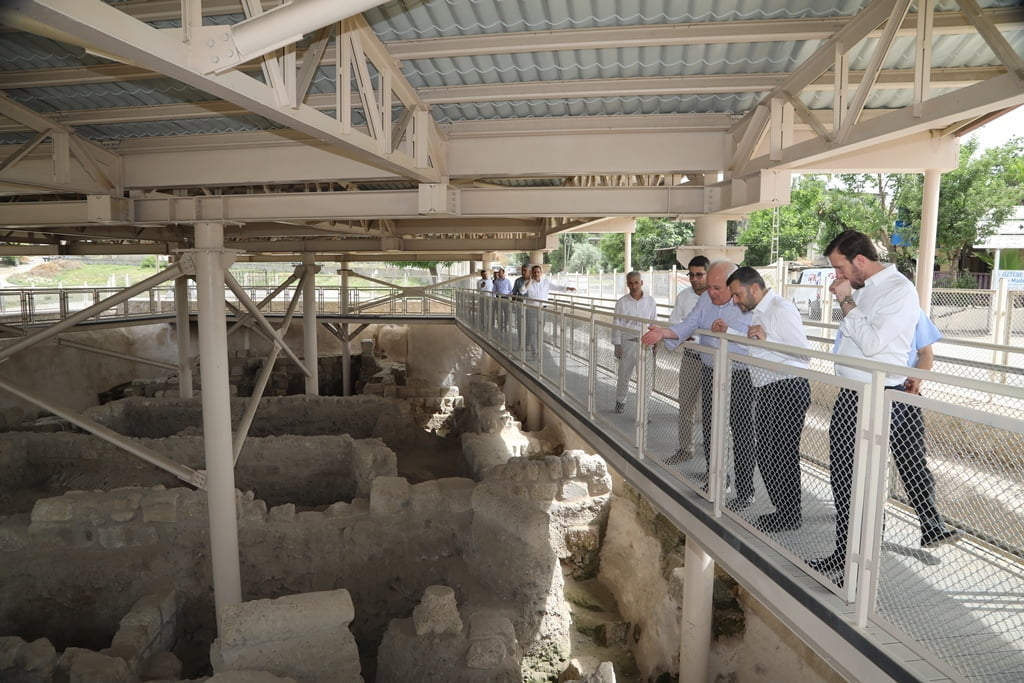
0;374;206;488
0;262;183;363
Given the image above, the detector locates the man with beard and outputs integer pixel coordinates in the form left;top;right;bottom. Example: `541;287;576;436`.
810;230;958;579
726;266;810;532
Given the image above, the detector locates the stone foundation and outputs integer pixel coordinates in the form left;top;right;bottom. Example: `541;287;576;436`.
211;589;361;682
0;431;396;512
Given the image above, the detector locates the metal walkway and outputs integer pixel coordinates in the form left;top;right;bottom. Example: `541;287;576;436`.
0;282;1021;682
454;291;1024;683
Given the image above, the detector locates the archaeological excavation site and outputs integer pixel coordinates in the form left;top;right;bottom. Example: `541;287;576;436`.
0;317;843;683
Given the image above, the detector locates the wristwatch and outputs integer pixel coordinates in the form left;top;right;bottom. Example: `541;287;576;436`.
841;295;855;306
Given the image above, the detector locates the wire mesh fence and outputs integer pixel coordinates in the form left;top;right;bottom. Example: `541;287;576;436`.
453;289;1024;681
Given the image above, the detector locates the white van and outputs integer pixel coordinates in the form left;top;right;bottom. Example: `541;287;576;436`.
790;267;836;317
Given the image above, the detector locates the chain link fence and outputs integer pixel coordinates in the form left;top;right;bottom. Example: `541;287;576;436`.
454;289;1024;681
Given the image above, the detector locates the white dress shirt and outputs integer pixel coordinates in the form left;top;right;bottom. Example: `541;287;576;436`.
834;263;917;385
669;286;701;324
747;289;810;387
612;292;658;344
524;277;567;304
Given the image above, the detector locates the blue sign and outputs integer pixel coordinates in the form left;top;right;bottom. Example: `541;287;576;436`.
894;219;910;229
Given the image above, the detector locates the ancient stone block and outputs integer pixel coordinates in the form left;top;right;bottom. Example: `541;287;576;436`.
12;637;58;681
323;502;351;518
98;524;158;549
141;491;178;523
412;585;463;636
141;651;182;681
369;476;410;515
218;590;354;648
438;477;476;513
30;497;73;523
466;612;517;669
212;590;359;683
559;480;590;502
410;480;442;515
0;636;22;671
269;504;296;522
57;648;133;683
0;525;28;551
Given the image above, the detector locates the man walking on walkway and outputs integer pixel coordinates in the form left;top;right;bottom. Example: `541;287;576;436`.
612;271;658;414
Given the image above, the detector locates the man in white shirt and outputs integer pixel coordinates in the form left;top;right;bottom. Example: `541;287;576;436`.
477;269;493;293
612;271;659;414
811;230;958;577
727;266;810;532
476;269;493;329
667;255;709;461
523;264;575;356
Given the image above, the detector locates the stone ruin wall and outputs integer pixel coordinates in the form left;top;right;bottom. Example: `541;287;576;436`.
0;387;615;681
0;318;847;682
0;431;396;511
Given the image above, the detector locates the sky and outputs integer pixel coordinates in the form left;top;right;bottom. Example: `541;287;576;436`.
967;106;1023;152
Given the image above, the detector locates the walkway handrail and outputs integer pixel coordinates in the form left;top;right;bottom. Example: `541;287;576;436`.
452;287;1024;683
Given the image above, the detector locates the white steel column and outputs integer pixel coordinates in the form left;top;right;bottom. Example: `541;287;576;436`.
174;270;193;398
302;253;320;395
624;228;633;272
680;539;714;682
193;222;242;623
340;268;351;397
917;169;942;313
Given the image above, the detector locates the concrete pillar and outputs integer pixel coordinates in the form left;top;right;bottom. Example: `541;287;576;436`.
624;230;633;272
680;539;714;682
917;169;941;313
530;250;545;266
302;253;319;395
174;269;193;398
193;222;242;624
526;391;543;431
694;215;728;248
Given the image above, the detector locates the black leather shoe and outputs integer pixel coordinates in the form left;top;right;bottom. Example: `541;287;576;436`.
756;512;802;532
665;449;692;465
808;551;844;575
922;528;961;548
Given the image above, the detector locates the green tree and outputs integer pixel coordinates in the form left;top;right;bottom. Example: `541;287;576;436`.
738;176;829;265
548;233;593;273
897;137;1024;273
567;241;603;273
598;217;694;271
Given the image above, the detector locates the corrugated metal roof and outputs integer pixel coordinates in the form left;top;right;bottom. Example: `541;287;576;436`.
0;2;1020;146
